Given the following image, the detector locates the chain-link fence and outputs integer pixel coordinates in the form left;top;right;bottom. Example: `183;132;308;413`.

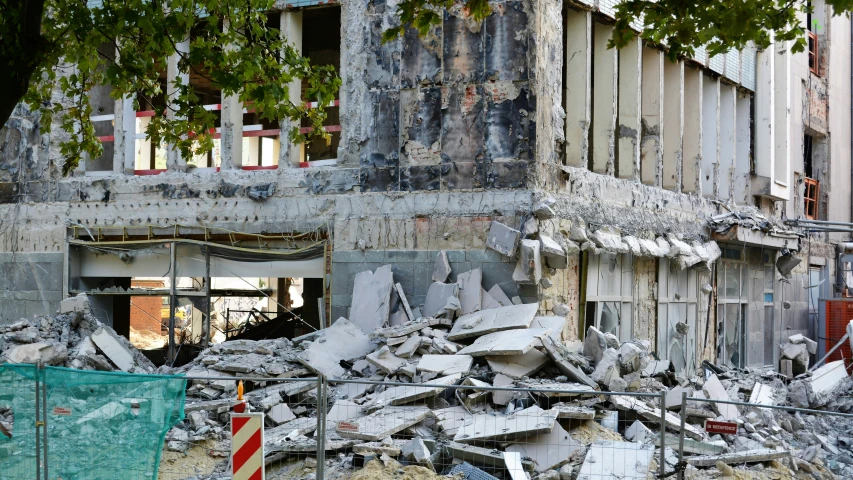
4;368;853;479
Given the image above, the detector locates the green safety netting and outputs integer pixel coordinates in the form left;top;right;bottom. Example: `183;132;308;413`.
0;364;186;480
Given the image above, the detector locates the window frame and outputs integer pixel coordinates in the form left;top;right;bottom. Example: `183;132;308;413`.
586;253;634;341
657;258;699;375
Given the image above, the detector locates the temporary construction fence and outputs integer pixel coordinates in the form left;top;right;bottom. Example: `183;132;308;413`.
4;370;853;479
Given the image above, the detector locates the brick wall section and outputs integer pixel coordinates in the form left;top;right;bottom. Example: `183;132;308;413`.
130;280;165;333
330;249;537;321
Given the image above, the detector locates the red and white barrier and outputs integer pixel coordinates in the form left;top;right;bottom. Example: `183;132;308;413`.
231;413;265;480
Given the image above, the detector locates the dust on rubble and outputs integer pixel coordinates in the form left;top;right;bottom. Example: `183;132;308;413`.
348;459;455;480
158;439;225;479
568;419;624;444
685;459;838;480
129;326;167;350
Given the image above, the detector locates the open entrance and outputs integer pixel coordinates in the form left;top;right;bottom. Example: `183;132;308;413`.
68;228;328;366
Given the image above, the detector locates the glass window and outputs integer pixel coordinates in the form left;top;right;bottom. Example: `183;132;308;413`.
598;302;621;336
723;263;742;299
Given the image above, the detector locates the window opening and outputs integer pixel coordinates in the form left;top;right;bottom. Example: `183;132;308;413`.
585;253;633;342
658;259;698;374
88;42;118;172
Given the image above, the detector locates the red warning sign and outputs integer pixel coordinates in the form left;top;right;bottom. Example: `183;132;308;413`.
705;420;738;435
337;421;359;433
52;407;72;416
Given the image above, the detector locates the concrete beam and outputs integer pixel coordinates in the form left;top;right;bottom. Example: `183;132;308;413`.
280;11;303;168
116;96;136;174
718;84;736;202
640;47;663;186
166;36;190;171
662;60;684;191
617;37;642;180
754;43;775;182
564;9;591;168
773;40;791;191
682;67;702;193
733;91;751;205
591;23;618;175
701;75;719;198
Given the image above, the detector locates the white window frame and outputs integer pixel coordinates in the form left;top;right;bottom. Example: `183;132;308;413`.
586;253;633;341
657;258;699;375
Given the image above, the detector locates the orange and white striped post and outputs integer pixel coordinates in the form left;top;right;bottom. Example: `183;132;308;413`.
231;413;264;480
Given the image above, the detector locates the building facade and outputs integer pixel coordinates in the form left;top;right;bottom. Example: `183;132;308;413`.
0;0;850;371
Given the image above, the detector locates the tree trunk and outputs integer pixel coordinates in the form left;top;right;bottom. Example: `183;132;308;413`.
0;0;47;127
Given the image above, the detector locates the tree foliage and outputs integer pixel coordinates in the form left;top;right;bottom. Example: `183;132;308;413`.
1;0;340;175
387;0;835;61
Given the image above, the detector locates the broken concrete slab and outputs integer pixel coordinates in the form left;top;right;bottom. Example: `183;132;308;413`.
454;405;558;443
610;395;704;440
423;282;459;318
335;406;433;441
686;448;791;467
401;437;434;471
372;317;452;338
577;441;654;479
448;303;539;341
456;269;483;315
487;284;513;307
539;234;567;269
516;380;597;397
395;283;415;322
642;359;670;377
59;293;91;314
486;221;521;257
298;318;373;378
350;265;394;334
394;336;425;358
625;420;652;443
749;382;775;406
503;451;526;480
660;433;726;455
435;406;474;436
365;346;408;374
457;328;551;356
590;229;630;254
665;386;693;410
549;403;596;419
417;354;473;375
6;341;67;365
810;360;848;404
590;348;621;388
327;399;362;423
267;403;296;425
519;239;543;284
506;421;580;472
531;316;566;343
582;326;608;364
444;442;535;472
432;251;451;283
702;374;740;420
486;349;550;379
368;373;462;408
91;326;136;371
352;442;403;457
480;288;502;311
539;335;599;390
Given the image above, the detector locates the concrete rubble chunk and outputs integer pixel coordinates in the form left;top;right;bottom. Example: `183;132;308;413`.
335;406;434;441
610;395;704;440
369;373;462;408
503;451;527;480
550;403;596;419
366;346;408;374
749;382;775;406
516;380;596;397
583;326;608;364
373;317;451;338
519;239;543;284
445;442;535;472
625;420;653;443
487;284;513;307
539;234;567;269
655;237;672;257
327;399;362;423
661;433;726;455
540;335;598;390
91;326;136;372
809;360;848;405
687;448;791;467
480;288;502;310
533;198;556;219
506;421;580;472
394;283;415;322
435;406;474;436
401;437;434;471
432;251;451;283
486;349;550;379
423;282;459;318
642;359;670;377
702;374;740;420
638;238;665;257
492;373;516;405
267;403;296;425
6;341;67;365
454;405;558;443
59;293;91;315
590;229;630;254
350;265;394;334
622;235;643;256
531;316;566;343
486;221;521;257
456;269;483;315
417;354;473;375
590;348;621;388
448;303;538;341
577;441;654;479
298;318;373;378
394;336;425;358
456;328;551;356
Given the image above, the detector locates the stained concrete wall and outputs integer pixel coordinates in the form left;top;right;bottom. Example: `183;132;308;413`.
0;253;64;320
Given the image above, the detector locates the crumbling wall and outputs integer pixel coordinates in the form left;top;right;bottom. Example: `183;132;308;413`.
632;257;657;344
0;253;64;320
539;253;580;340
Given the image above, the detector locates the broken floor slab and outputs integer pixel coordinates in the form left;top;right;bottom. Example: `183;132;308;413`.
610;395;704;440
456;328;551;356
91;326;136;372
417;354;473;375
749;382;775;406
540;335;598;390
517;380;597;398
423;282;459;318
454;405;558;443
702;374;740;420
486;349;550;379
549;403;596;420
335;406;434;441
298;318;373;378
686;448;791;467
366;346;408;374
577;441;654;480
350;265;394;334
444;442;535;472
448;303;539;341
531;316;566;343
435;406;474;437
432;251;451;283
481;288;502;311
506;421;580;472
456;269;483;315
368;373;462;408
810;360;848;404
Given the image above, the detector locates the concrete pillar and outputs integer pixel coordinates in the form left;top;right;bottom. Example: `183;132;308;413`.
701;75;720;198
682;67;702;193
564;9;591;168
591;23;618;175
640;47;663;186
734;91;752;205
221;19;244;169
279;11;303;168
662;60;684;191
617;37;642;180
166;36;190;171
774;40;791;189
718;84;737;201
754;44;775;182
115;97;136;173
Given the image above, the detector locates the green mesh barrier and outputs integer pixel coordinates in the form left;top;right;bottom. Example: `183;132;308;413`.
0;365;186;480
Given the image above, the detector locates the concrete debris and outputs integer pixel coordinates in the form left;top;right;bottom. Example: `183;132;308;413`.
519;239;543;284
335;406;433;441
702;374;740;420
486;348;550;379
454;405;558;443
350;265;394;334
456;269;483;315
417;354;473;375
432;250;451;283
448;303;538;341
297;318;373;378
487;284;513;307
445;442;534;472
539;234;567;269
506;421;580;472
423;282;459;318
686;448;792;467
486;221;521;257
456;328;551;356
577;441;654;479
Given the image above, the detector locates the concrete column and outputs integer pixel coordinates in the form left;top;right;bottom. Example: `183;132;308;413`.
682;67;702;193
734;91;752;205
617;37;642;180
701;76;720;198
115;97;136;173
221;19;244;169
662;60;684;191
564;9;591;168
718;84;737;201
754;44;775;182
591;23;618;175
774;40;791;189
640;47;663;186
279;11;303;168
166;36;190;171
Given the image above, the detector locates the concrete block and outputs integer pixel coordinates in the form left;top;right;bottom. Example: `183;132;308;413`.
298;318;373;378
550;403;596;419
610;395;704;440
531;316;566;343
432;251;451;282
506;422;580;472
540;335;599;390
701;374;740;421
6;341;67;365
625;420;653;443
350;265;394;334
369;373;462;408
335;406;433;441
810;360;848;404
583;326;608;364
487;284;513;307
401;437;434;470
539;234;567;269
486;221;520;257
578;441;654;479
417;354;474;375
749;382;775;406
365;345;408;374
395;336;425;358
59;293;91;315
454;405;557;443
686;449;791;467
456;269;482;314
267;403;296;425
448;303;538;341
481;288;502;310
486;349;549;379
444;442;535;472
519;239;542;283
423;282;458;317
91;326;136;371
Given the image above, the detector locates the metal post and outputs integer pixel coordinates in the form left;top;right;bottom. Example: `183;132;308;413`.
168;242;177;364
202;246;211;349
316;376;326;479
317;297;326;330
42;364;48;480
678;392;688;480
35;364;41;480
659;390;667;478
